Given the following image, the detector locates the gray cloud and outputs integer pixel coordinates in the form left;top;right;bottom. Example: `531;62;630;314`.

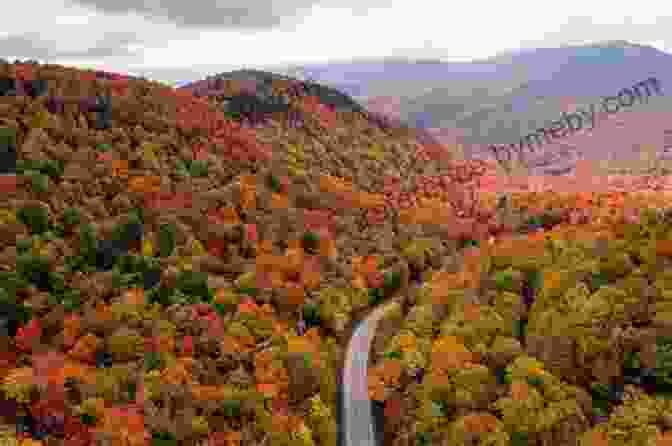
65;0;392;30
66;0;318;30
0;31;146;61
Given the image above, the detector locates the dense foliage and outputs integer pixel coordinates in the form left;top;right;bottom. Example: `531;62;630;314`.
2;60;672;446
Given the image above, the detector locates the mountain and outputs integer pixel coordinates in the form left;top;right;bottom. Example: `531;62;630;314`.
272;41;672;176
272;58;524;101
433;41;672;173
177;68;452;161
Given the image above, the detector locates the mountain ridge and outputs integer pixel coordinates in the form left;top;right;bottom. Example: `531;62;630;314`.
265;40;672;176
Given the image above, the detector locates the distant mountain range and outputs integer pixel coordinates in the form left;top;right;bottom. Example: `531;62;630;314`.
180;41;672;176
269;41;672;175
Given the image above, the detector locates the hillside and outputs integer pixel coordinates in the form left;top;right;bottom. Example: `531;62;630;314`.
367;187;672;446
176;69;452;164
0;58;511;446
3;57;672;446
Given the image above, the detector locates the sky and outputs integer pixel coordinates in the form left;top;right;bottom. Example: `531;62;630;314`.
3;0;672;86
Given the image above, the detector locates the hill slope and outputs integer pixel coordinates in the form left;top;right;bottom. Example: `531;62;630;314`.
177;68;453;163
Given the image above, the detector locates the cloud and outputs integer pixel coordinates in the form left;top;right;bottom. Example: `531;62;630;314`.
66;0;319;30
65;0;393;31
0;31;147;61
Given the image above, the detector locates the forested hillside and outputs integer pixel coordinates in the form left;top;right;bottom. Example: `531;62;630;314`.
1;59;672;446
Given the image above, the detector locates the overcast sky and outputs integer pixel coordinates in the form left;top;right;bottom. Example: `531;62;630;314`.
2;0;672;85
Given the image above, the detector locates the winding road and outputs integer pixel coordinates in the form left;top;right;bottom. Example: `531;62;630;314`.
337;242;503;445
340;302;395;446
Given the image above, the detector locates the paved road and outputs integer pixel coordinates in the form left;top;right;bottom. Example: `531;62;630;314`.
341;302;394;446
337;242;493;446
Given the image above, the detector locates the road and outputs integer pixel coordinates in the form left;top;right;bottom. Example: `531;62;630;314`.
341;302;395;446
337;241;500;445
